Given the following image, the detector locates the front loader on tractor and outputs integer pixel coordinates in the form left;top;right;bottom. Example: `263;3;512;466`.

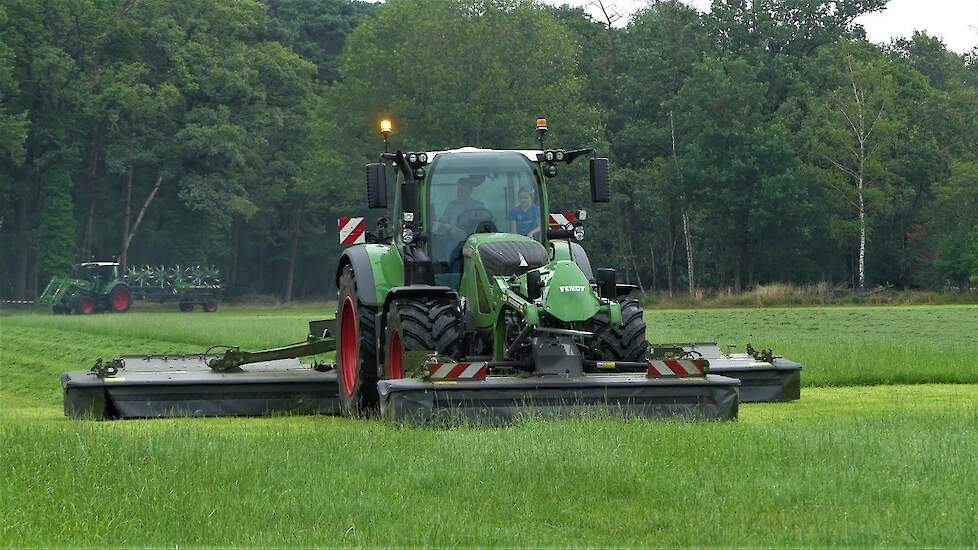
61;119;799;423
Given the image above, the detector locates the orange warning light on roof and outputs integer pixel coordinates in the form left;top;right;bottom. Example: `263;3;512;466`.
535;118;548;130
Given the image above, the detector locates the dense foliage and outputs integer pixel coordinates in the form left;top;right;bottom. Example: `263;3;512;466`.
1;0;976;300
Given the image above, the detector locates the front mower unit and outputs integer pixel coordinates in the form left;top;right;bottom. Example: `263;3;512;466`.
379;373;740;425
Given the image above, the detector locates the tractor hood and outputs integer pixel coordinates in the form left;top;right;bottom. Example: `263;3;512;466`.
466;233;549;279
539;260;600;322
465;233;603;323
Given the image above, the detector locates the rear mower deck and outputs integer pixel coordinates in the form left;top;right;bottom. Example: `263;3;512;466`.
674;343;802;402
62;355;338;419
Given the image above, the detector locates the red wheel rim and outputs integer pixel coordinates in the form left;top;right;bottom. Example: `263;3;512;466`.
112;289;129;311
388;330;403;379
80;297;94;314
339;296;358;397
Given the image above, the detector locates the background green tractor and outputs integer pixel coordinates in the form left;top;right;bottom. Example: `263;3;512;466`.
39;262;132;314
39;262;223;314
333;119;661;415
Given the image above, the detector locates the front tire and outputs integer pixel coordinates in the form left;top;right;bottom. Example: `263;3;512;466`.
73;295;96;315
384;297;464;379
109;284;131;313
587;298;648;362
336;265;379;416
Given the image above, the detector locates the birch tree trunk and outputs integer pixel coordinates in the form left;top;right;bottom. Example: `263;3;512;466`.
858;179;866;290
670;111;695;296
682;208;695;296
824;60;885;290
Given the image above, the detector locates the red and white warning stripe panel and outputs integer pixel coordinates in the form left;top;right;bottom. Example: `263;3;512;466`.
337;217;366;246
646;359;709;378
547;212;577;229
427;361;488;381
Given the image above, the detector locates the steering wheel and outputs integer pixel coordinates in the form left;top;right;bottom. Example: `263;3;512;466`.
453;207;495;233
475;220;497;233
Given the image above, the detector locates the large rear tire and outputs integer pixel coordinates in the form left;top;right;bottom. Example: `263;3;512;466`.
336;264;379;416
109;284;131;313
587;298;648;362
203;300;218;312
384;297;464;379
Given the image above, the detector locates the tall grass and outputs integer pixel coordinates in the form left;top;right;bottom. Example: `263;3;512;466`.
2;304;977;545
646;305;978;386
2;385;976;546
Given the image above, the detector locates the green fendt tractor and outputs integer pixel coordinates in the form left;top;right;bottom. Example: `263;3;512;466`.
63;119;801;423
39;262;223;314
330;118;740;421
39;262;134;314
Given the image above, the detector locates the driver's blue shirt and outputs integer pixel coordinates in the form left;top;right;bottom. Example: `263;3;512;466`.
507;204;539;236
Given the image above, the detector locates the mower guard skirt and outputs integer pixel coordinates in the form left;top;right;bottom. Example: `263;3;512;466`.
378;373;740;425
62;355;339;419
675;343;802;402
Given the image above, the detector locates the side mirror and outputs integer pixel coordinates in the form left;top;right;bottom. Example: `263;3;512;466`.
526;270;542;301
596;268;616;299
589;158;610;203
366;163;387;209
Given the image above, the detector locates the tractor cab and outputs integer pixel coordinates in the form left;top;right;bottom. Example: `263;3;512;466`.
74;262;120;287
424;149;545;288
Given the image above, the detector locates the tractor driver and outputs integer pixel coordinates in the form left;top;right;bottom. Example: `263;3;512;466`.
436;176;488;236
434;176;490;276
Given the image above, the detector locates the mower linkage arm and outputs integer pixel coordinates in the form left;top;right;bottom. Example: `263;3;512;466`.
206;319;338;372
206;336;336;372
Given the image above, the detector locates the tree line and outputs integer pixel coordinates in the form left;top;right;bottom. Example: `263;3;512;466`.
1;0;976;301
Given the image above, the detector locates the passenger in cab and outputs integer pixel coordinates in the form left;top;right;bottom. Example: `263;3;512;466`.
508;186;540;238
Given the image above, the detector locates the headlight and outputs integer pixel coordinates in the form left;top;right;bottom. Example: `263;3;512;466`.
544;151;554;161
414;167;425;178
573;225;585;242
408;153;418;164
402;227;414;244
555;150;565;161
544;163;558;177
418;153;428;163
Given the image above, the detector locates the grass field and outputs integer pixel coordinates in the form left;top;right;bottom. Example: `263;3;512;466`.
2;304;977;546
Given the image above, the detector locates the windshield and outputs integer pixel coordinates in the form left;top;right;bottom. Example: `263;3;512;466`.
427;151;541;279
